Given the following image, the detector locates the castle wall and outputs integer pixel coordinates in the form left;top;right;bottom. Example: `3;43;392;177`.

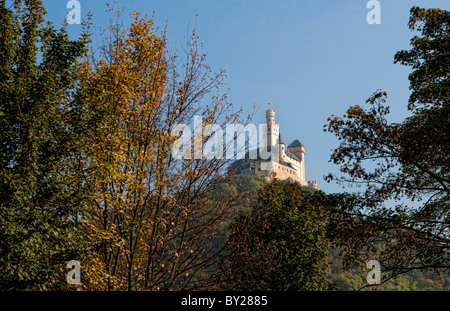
249;160;308;186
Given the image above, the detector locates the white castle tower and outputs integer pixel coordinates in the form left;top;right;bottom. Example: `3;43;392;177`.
264;109;279;148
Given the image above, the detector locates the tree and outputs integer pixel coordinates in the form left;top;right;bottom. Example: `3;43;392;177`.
218;180;332;290
77;6;251;290
0;0;91;289
324;6;450;284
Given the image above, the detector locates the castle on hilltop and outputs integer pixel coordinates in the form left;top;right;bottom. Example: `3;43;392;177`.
230;109;317;189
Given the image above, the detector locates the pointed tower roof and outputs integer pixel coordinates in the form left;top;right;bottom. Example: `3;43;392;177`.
279;134;284;145
288;139;303;148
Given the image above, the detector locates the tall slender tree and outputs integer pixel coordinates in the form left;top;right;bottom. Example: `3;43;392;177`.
0;0;91;290
78;7;251;290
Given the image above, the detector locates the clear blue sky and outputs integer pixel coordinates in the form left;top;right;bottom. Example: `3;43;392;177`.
44;0;450;194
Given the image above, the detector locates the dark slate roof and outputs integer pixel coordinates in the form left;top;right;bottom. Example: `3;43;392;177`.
285;151;301;162
288;139;303;148
279;134;284;145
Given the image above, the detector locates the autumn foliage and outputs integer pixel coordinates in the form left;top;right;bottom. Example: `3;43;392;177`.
74;8;249;290
0;1;248;290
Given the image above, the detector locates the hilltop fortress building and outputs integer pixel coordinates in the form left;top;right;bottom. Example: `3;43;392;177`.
230;109;317;189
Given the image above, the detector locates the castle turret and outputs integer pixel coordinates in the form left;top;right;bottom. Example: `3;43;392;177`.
308;180;318;189
266;109;275;125
264;109;279;149
287;139;306;182
287;139;304;159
